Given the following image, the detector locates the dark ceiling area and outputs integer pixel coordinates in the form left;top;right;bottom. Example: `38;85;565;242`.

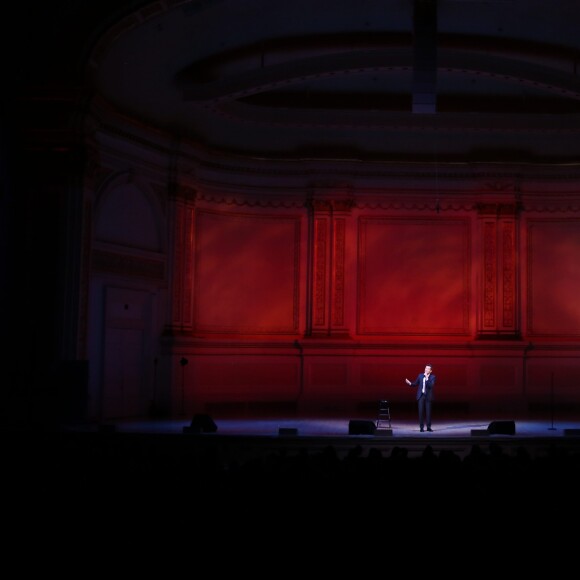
5;0;580;162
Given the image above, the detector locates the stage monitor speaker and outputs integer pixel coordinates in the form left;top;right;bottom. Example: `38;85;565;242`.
564;429;580;437
183;414;218;434
487;420;516;435
279;427;298;436
348;419;376;435
470;429;488;436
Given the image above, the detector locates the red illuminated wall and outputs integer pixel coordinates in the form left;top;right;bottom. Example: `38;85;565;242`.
526;219;580;337
87;133;580;421
357;217;470;335
194;210;301;334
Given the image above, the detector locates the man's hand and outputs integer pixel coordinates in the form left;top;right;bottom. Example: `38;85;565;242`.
405;378;411;385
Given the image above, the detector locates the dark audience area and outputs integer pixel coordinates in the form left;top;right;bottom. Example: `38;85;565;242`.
5;431;579;521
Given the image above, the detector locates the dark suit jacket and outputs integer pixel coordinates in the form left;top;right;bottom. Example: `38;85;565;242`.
409;373;436;401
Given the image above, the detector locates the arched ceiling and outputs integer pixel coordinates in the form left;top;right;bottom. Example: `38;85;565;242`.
18;0;580;162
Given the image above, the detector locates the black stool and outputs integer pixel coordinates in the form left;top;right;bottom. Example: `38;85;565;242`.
376;399;391;429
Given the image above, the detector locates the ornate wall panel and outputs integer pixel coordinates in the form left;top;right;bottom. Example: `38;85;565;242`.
358;217;470;335
309;198;352;336
312;217;328;329
194;209;301;334
527;219;580;336
332;218;346;328
167;195;195;332
478;203;518;337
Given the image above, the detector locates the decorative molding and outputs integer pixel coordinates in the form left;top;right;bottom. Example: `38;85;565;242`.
477;202;519;216
313;218;328;327
523;200;580;213
308;198;354;212
502;222;516;328
483;221;496;328
193;161;580;182
182;207;194;325
309;199;332;212
171;203;184;323
332;218;346;327
354;200;475;211
330;199;354;212
88;101;580;185
192;192;580;213
197;191;305;208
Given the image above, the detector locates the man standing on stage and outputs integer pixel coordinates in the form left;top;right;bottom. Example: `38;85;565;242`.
406;364;436;432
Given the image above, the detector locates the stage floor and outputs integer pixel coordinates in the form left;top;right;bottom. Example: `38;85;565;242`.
110;416;576;438
78;415;580;460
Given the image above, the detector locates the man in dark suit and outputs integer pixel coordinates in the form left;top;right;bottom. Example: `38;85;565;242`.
406;364;436;432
